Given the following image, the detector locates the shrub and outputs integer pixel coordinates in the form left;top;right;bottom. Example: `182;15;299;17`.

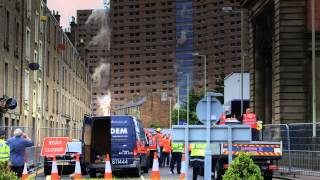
0;162;19;180
223;152;263;180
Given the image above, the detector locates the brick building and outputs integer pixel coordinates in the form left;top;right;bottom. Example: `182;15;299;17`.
241;0;320;123
107;0;249;127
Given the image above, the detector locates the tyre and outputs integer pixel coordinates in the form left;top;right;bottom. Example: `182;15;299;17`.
133;164;142;177
214;162;222;180
44;166;51;176
264;171;273;180
143;166;149;173
88;168;97;178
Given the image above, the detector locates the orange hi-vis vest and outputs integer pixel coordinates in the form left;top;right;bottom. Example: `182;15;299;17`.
162;138;172;153
243;113;257;129
219;113;226;125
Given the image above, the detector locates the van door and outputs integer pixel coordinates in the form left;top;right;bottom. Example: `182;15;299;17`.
111;116;136;166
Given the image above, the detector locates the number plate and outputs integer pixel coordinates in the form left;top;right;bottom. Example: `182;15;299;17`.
111;159;128;165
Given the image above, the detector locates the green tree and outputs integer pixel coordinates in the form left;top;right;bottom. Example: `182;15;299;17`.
171;90;204;125
223;152;263;180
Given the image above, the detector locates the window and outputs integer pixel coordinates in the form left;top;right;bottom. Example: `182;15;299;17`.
3;63;9;95
38;79;42;108
5;10;10;49
39;41;43;68
24;71;30;103
26;28;31;61
13;68;18;99
27;0;31;18
33;51;38;81
46;85;49;111
46;51;50;77
35;12;39;43
14;20;19;56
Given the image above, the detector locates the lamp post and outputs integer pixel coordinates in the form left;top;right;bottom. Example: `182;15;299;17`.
222;6;245;115
192;52;207;96
311;0;317;137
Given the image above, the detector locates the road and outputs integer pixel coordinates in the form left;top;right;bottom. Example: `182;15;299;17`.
32;166;204;179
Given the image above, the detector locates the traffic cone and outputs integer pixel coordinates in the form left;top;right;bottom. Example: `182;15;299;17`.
73;153;82;179
51;156;60;180
151;152;160;180
180;154;186;180
104;154;112;180
21;162;28;180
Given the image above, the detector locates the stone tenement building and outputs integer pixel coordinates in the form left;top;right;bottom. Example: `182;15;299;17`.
0;0;91;143
241;0;320;124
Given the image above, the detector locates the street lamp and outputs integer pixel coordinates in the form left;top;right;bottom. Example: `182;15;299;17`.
222;6;245;115
192;52;207;96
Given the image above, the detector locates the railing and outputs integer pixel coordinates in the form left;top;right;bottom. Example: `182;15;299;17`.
263;123;320;177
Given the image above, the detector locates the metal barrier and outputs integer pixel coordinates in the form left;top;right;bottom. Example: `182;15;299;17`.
263;123;320;176
0;126;35;140
39;127;82;142
25;146;43;173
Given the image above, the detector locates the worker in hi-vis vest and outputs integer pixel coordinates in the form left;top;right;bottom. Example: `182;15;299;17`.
0;130;10;162
190;143;206;180
170;143;183;174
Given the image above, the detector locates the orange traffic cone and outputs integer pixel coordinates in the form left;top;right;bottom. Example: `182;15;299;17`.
180;154;186;180
73;153;82;179
21;162;28;180
104;154;112;180
51;156;60;180
151;152;160;180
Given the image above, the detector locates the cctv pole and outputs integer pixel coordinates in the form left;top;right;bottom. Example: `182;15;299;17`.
185;74;190;180
204;55;207;96
312;0;317;137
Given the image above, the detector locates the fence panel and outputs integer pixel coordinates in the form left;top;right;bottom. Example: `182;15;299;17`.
263;123;320;176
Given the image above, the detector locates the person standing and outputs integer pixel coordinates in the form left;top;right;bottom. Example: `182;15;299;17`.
242;108;258;140
0;130;10;162
170;143;183;174
6;129;33;177
161;135;172;167
190;143;206;180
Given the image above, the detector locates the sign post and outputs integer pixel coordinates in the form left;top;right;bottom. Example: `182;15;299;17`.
41;137;70;157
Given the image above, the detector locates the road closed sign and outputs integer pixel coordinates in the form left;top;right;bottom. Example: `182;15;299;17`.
41;137;69;157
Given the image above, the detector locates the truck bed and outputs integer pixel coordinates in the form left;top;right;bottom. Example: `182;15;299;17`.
214;141;282;160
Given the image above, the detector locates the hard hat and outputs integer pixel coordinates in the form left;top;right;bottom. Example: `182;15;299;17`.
156;128;161;132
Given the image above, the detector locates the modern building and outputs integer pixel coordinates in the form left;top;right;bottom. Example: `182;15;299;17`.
72;9;111;116
107;0;249;127
0;0;91;143
241;0;320;124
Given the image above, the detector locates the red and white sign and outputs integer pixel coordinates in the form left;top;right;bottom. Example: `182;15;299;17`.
41;137;69;157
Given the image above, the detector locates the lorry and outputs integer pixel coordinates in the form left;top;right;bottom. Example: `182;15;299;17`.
82;115;149;178
211;141;282;180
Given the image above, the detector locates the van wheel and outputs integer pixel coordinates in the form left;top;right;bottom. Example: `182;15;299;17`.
133;165;142;177
214;163;222;180
143;166;149;173
88;169;97;178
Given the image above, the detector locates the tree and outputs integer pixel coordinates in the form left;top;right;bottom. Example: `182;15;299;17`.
171;90;204;125
223;152;263;180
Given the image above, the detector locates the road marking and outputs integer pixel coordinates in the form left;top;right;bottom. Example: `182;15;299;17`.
140;175;145;180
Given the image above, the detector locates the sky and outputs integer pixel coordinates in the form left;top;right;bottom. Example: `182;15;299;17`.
47;0;105;28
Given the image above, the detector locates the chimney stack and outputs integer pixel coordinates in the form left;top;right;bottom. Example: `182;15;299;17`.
54;11;60;24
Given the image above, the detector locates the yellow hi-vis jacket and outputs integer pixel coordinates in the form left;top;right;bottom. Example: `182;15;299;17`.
190;143;206;157
172;143;184;153
0;139;10;162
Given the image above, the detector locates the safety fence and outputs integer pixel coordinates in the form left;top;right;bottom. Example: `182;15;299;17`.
263;123;320;176
39;127;82;142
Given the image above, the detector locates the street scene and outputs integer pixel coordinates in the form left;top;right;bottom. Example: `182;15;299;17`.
1;0;320;179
